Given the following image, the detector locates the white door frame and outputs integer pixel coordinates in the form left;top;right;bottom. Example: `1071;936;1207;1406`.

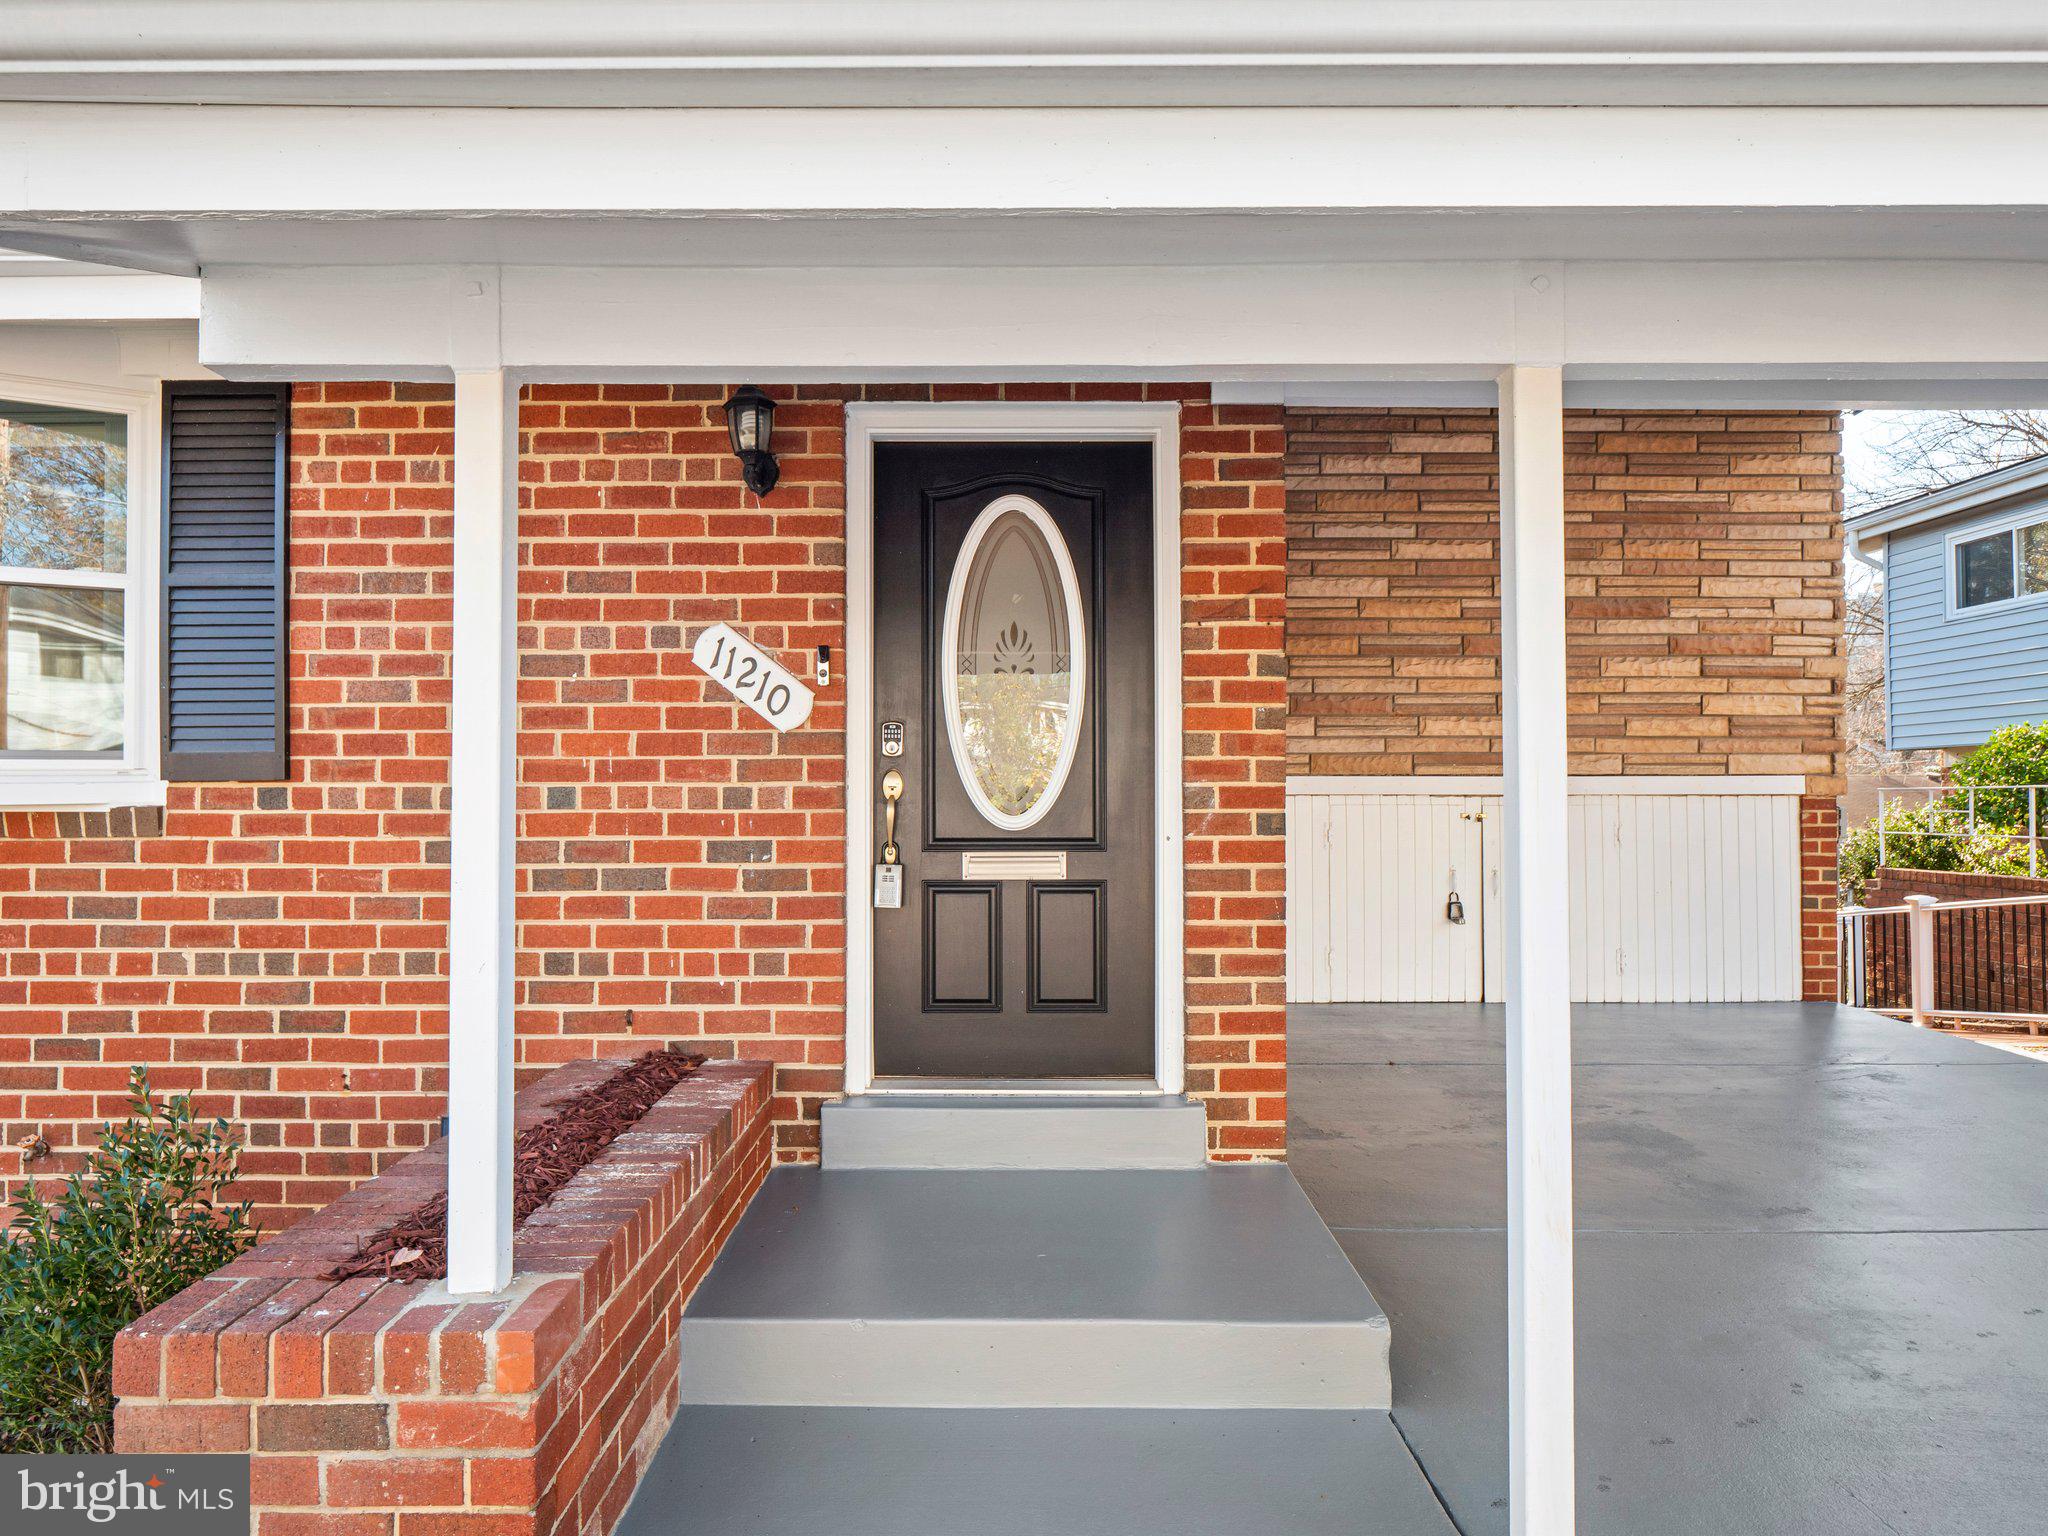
842;401;1185;1097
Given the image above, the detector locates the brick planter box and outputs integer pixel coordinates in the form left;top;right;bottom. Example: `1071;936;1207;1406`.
112;1058;773;1536
1862;866;2048;908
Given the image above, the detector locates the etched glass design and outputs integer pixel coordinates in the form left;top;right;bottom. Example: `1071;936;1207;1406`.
941;495;1086;829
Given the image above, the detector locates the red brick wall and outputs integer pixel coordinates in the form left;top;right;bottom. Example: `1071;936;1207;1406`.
1863;866;2048;906
516;384;848;1162
113;1059;772;1536
1179;401;1288;1156
0;383;1289;1220
1;381;461;1221
1801;796;1841;1001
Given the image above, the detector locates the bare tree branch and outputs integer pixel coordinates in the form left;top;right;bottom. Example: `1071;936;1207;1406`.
1847;408;2048;512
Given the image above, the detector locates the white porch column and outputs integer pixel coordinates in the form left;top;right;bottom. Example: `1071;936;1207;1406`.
1496;363;1576;1534
446;368;520;1295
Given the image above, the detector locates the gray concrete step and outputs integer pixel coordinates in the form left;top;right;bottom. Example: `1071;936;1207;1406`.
617;1405;1456;1535
679;1165;1390;1409
821;1093;1209;1169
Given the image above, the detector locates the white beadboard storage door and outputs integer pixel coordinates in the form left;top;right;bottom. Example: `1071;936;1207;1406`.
1287;779;1802;1004
1560;792;1800;1003
1286;791;1488;1002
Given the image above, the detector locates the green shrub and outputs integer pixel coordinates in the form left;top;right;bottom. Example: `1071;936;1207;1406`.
1839;723;2048;903
0;1068;257;1453
1839;796;2036;905
1947;720;2048;831
1839;799;1965;904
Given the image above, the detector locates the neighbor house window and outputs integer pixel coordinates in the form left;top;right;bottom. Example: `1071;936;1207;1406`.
1953;514;2048;612
0;396;131;759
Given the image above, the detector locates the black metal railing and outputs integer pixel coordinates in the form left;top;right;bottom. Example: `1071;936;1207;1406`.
1840;896;2048;1022
1931;899;2048;1017
1840;906;1910;1010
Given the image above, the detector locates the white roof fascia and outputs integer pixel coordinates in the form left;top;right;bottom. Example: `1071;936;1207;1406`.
2;106;2046;221
0;261;200;323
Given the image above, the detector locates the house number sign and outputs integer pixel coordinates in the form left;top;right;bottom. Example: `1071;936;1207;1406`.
691;623;815;731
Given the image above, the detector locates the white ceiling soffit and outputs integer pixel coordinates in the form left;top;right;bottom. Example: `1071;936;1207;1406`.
1;1;2046;108
11;209;2048;282
7;105;2044;218
3;103;2047;279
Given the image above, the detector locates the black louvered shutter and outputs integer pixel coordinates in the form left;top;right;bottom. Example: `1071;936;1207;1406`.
160;382;289;781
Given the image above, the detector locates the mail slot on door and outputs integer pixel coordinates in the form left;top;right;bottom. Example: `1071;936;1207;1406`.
958;850;1068;880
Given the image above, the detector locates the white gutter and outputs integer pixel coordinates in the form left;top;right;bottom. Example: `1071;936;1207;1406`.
1846;525;1887;573
2;0;2046;108
7;0;2044;63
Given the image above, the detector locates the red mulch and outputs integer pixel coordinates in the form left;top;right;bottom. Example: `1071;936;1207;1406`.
328;1047;707;1282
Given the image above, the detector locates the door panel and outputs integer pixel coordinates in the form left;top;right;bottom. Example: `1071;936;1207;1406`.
872;441;1154;1078
1283;791;1487;1002
925;883;1000;1009
1283;786;1802;1003
1027;881;1107;1010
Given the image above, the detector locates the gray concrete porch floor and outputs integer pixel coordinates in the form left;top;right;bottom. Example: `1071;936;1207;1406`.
1293;1002;2048;1535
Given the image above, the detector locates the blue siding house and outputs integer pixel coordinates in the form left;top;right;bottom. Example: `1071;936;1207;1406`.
1848;457;2048;753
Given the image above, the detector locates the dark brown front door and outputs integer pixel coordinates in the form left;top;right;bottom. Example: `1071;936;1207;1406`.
871;441;1155;1078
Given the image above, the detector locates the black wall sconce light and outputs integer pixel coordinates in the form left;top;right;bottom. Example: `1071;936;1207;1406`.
723;386;780;497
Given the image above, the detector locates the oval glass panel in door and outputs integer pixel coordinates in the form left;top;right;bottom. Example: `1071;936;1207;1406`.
941;494;1088;830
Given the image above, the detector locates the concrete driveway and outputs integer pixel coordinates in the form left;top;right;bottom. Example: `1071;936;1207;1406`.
1290;1002;2048;1535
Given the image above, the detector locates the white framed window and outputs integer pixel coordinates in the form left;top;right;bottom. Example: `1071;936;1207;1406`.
1948;507;2048;618
0;375;163;808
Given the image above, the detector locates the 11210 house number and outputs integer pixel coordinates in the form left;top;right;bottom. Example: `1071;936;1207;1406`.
690;623;816;731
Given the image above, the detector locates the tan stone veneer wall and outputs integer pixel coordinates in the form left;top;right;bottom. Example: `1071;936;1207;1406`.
1284;407;1846;999
1285;408;1844;790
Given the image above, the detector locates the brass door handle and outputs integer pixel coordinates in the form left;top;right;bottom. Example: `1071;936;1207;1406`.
881;769;904;864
